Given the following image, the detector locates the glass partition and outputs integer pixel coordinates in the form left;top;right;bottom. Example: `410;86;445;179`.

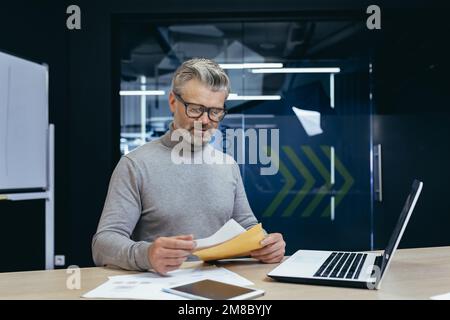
119;18;374;253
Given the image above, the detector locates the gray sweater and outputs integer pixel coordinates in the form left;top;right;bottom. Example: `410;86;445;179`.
92;127;259;271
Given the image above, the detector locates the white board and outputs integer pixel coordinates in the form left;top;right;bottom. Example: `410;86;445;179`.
0;51;48;191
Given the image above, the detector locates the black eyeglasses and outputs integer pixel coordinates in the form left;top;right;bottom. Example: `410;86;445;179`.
173;92;227;122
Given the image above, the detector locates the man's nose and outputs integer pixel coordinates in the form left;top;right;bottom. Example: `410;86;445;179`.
200;111;210;125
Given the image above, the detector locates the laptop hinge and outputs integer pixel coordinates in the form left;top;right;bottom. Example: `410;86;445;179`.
374;255;383;269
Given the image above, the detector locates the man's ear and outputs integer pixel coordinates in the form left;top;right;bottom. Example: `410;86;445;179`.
168;91;176;114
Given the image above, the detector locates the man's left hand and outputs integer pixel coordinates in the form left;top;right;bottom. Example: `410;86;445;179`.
250;233;285;263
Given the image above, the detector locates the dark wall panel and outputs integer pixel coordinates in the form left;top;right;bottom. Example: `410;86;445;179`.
0;1;69;270
372;8;450;249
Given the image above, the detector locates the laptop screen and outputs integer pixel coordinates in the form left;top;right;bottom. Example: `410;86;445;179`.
380;179;423;278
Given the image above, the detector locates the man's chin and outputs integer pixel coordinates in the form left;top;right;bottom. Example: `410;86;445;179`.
190;129;214;144
191;134;211;145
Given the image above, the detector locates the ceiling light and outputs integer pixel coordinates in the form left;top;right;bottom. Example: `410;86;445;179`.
227;94;281;101
120;90;165;96
251;67;340;73
219;63;283;69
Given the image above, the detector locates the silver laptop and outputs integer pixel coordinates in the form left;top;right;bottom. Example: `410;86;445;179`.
268;179;423;290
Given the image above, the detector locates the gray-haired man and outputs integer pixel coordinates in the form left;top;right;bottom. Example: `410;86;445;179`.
92;58;285;274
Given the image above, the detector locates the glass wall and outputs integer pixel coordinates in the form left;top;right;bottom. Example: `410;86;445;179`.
119;19;373;253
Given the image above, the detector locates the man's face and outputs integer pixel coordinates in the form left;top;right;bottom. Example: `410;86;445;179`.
169;79;227;144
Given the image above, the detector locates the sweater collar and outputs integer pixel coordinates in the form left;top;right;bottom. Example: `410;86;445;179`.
160;122;180;149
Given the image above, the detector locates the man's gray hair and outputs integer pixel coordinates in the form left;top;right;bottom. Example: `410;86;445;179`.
171;58;230;96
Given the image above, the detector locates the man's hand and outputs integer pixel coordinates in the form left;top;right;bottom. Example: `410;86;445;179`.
250;233;285;263
148;234;196;274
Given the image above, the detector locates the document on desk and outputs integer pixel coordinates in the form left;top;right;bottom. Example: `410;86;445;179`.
82;265;253;300
193;222;265;261
431;292;450;300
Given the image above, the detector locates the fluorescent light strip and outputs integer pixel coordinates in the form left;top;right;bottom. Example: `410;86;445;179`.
251;67;341;74
220;63;283;69
120;90;165;96
331;196;335;221
139;76;147;145
330;146;335;185
227;94;281;101
330;73;335;108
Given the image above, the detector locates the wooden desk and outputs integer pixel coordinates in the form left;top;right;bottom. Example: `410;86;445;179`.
0;246;449;299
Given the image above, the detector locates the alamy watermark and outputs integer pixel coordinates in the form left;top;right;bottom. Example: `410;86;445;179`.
66;265;81;290
366;5;381;30
66;5;379;31
66;5;81;30
170;122;279;176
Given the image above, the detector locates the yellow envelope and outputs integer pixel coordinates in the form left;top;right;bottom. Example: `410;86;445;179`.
193;223;265;261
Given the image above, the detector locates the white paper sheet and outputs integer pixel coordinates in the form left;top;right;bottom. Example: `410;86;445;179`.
82;265;253;300
194;219;245;250
82;277;187;300
431;292;450;300
108;265;253;286
292;106;323;136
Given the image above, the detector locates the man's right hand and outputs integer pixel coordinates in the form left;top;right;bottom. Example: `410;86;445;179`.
147;234;196;275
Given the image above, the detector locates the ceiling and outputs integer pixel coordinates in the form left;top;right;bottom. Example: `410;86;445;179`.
119;20;368;82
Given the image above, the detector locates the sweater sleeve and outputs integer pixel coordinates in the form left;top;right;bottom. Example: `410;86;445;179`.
230;162;260;230
92;156;152;271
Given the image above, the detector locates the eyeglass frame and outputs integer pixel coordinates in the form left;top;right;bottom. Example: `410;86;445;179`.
173;92;228;122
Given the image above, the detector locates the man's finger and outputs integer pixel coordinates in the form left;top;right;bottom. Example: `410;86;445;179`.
164;265;181;273
162;238;196;250
251;241;284;258
257;249;284;262
258;250;285;263
260;233;281;247
164;256;187;266
173;234;194;241
159;248;191;258
251;245;273;257
261;254;284;264
252;239;284;255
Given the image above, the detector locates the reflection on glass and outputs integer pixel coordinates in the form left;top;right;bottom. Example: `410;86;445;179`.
118;19;373;252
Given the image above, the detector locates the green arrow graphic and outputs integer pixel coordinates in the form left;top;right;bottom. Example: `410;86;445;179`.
320;146;354;217
282;146;315;217
262;148;296;217
301;146;331;218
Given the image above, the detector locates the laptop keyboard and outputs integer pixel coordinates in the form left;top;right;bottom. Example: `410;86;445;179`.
313;252;368;280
